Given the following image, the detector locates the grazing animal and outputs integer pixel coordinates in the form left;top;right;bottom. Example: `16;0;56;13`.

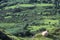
41;31;48;36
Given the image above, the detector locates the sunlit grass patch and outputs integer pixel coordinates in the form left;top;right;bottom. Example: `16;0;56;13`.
4;5;18;10
42;16;56;18
18;4;34;7
27;25;56;32
36;3;54;7
43;19;59;24
4;3;54;10
4;16;12;19
4;4;34;10
27;26;41;32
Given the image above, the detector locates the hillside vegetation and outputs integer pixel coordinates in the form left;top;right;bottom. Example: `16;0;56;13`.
0;0;60;40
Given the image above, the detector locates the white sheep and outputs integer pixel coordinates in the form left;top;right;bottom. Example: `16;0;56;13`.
41;31;48;36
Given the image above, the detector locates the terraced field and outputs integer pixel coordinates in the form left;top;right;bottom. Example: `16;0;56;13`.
0;1;60;40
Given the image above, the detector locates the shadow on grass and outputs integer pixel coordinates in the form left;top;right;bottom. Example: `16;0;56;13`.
0;31;12;40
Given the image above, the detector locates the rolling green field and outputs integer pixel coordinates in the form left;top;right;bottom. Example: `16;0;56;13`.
0;0;60;40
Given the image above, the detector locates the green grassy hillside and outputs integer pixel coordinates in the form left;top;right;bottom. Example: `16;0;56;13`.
0;0;60;40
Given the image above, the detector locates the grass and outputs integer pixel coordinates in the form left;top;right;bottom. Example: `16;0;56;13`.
4;5;18;10
4;4;34;10
0;23;15;27
0;2;60;40
41;16;58;19
0;23;26;34
0;23;56;34
27;25;56;32
36;3;54;7
43;19;59;24
0;23;21;28
18;4;34;7
32;37;53;40
4;3;54;10
28;26;41;32
4;16;12;19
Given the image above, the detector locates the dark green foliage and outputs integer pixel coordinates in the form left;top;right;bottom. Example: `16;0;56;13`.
0;0;58;4
14;30;34;37
0;31;12;40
